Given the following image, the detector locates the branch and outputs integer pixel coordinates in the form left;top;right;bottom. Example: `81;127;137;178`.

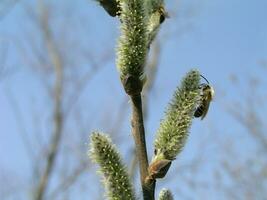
130;94;155;200
34;3;64;200
128;40;161;184
97;0;168;198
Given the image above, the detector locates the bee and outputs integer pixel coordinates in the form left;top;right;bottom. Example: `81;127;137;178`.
194;75;214;120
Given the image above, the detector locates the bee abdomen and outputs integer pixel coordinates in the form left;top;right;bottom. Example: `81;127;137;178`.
194;105;204;118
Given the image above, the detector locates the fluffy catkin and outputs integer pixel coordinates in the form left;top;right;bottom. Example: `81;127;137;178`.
158;188;174;200
116;0;148;79
154;70;200;160
89;132;135;200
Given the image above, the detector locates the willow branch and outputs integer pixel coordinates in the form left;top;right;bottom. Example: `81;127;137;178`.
130;94;155;200
34;2;64;199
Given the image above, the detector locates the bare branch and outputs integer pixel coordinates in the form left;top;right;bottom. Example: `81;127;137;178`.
34;2;64;199
130;94;155;200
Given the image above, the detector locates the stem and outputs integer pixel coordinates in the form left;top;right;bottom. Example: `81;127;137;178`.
34;2;64;199
130;94;155;200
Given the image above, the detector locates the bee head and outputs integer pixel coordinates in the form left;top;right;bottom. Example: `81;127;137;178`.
199;75;215;100
209;85;215;100
203;85;215;100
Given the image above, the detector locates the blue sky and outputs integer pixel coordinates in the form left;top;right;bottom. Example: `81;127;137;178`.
0;0;266;199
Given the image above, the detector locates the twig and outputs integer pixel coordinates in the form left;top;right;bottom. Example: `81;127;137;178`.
127;41;161;187
34;2;64;199
130;94;155;200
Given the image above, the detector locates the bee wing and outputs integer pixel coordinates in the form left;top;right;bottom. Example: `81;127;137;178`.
200;100;210;120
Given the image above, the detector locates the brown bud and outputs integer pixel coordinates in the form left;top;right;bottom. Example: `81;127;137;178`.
159;6;169;24
99;0;120;17
148;159;172;179
121;74;143;95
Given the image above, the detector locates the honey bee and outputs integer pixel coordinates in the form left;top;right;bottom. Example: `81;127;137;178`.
194;75;214;120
